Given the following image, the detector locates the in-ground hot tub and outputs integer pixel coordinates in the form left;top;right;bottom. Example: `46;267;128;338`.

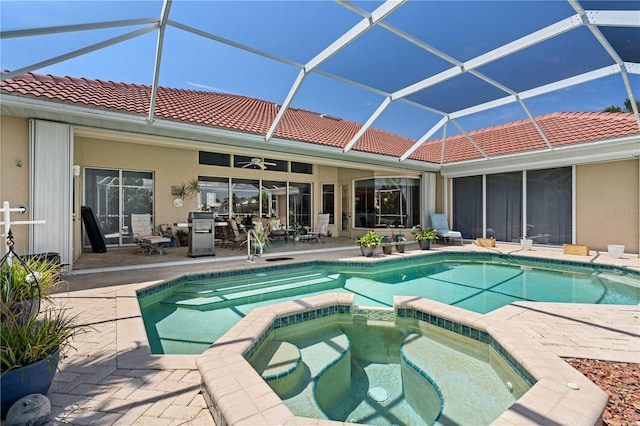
196;293;607;425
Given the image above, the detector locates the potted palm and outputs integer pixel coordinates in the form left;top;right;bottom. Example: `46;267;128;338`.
355;230;382;257
0;232;80;419
412;227;438;250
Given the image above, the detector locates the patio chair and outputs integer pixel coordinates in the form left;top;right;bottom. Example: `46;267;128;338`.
429;213;463;245
300;214;330;243
267;219;288;242
130;214;171;255
227;218;247;250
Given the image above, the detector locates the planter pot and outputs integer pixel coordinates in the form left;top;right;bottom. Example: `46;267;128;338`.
360;247;375;257
1;349;60;420
520;238;533;250
607;244;625;259
476;238;496;247
418;240;431;250
562;244;589;256
382;245;393;255
395;244;405;253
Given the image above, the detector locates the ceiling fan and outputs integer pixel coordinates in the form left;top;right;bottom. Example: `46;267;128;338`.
240;157;276;170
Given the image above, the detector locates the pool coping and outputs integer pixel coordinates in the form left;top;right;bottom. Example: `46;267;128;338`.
193;293;608;425
114;246;638;424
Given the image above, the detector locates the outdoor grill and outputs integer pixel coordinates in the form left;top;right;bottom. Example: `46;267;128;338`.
187;212;215;257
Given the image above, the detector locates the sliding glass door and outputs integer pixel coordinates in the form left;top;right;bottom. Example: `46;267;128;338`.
452;167;572;245
84;168;154;246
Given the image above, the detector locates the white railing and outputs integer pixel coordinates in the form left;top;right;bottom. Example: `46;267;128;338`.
0;201;46;257
246;228;263;262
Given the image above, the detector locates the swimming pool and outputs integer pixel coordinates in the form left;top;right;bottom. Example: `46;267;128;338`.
138;252;640;354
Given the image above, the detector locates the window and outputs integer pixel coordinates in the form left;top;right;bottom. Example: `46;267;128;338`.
322;184;335;224
354;178;420;228
261;181;287;219
291;161;313;174
231;178;260;217
264;158;288;172
198;176;230;216
289;182;311;227
199;151;230;167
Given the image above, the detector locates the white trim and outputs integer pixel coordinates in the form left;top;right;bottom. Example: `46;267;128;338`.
572;165;577;244
585;10;640;27
482;174;487;239
522;170;527;239
440;135;640;178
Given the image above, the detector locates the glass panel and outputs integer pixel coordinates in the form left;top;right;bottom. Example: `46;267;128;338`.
290;161;313;174
231;178;259;218
289;182;311;227
486;172;522;242
199;151;230;167
341;184;350;232
527;167;572;245
322;184;335;224
84;168;120;246
354;179;375;228
261;181;287;221
122;171;154;242
354;178;420;228
199;177;230;217
453;176;482;239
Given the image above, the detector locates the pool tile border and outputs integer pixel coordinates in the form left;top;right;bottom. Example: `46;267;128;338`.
396;306;536;386
137;250;639;300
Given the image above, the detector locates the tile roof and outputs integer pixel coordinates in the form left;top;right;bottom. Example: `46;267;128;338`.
2;73;638;165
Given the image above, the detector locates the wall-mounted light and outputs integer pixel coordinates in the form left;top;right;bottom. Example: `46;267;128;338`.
73;165;81;177
16;160;23;167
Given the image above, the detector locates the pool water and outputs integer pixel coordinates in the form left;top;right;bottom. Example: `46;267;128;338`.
139;255;640;354
253;322;521;425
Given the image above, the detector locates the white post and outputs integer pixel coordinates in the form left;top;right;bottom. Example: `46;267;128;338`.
0;201;46;256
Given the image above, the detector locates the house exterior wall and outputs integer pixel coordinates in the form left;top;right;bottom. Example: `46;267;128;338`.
3;114;638;257
576;159;639;253
0;116;31;253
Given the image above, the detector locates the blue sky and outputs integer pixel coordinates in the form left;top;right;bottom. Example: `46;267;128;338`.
1;1;638;141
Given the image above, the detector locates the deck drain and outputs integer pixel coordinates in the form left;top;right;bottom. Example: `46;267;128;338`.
368;386;390;403
265;257;294;262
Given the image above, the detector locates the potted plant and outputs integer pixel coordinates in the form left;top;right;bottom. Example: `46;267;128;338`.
175;229;189;247
381;236;393;255
1;234;80;419
412;227;438;250
251;226;271;255
355;230;382;257
393;233;407;253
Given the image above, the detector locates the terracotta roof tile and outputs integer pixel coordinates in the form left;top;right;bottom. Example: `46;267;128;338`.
2;72;638;165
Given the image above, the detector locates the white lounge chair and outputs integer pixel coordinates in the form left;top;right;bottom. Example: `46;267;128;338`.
131;214;171;255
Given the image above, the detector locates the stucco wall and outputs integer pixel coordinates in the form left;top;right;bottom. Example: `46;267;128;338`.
0;116;30;253
576;159;639;253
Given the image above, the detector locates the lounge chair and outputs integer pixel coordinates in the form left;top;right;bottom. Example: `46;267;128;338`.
429;213;463;245
300;214;330;243
130;214;171;255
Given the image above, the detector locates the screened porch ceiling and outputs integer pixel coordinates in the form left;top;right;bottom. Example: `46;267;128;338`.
1;0;639;164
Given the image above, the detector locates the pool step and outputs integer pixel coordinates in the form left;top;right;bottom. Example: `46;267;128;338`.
162;273;343;311
175;271;329;298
